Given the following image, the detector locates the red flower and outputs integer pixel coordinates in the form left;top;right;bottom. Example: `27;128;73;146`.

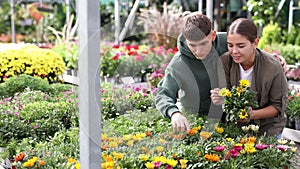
145;131;151;137
15;152;25;162
112;53;120;60
112;44;119;48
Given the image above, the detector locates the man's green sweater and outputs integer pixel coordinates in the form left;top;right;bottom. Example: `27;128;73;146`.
154;33;228;119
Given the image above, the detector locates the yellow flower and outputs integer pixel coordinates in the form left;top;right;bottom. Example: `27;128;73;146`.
179;159;188;165
278;139;288;145
166;159;178;167
153;156;167;163
215;126;224;134
291;147;297;152
219;88;230;97
126;140;135;146
156;146;164;153
112;152;125;160
239;79;250;87
145;162;155;169
239;109;248;119
139;154;149;161
75;162;80;169
109;141;118;148
245;144;256;154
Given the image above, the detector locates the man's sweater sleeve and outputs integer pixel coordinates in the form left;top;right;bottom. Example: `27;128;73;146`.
154;73;180;119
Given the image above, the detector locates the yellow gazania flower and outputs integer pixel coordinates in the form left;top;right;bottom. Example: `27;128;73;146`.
219;88;230;97
180;159;188;168
236;87;245;96
139;154;149;161
126;140;135;146
278;139;288;145
145;162;155;169
166;159;178;167
132;134;143;141
153;156;167;163
245;144;256;154
226;137;234;143
193;126;202;131
291;147;297;152
239;79;250;87
23;160;35;167
112;152;125;160
109;141;118;148
75;162;80;169
159;139;166;144
122;134;132;140
239;109;248;119
179;159;188;165
200;131;212;140
215;126;224;134
156;146;164;153
68;158;77;164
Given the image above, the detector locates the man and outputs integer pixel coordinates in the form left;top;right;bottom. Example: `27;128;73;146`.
154;12;228;132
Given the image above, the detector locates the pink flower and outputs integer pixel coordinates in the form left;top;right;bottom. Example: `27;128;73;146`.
153;161;161;168
255;144;270;150
214;145;226;152
112;53;120;60
165;164;173;169
229;149;239;158
277;145;288;151
232;145;243;152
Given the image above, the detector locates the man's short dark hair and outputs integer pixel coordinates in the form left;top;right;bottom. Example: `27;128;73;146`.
183;13;212;41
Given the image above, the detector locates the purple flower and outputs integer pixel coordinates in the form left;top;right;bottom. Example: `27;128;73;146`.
14;112;20;116
33;126;38;129
5;110;9;114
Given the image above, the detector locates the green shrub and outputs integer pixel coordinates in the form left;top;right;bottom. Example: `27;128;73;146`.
1;74;50;97
258;23;282;49
49;82;77;96
0;88;78;144
0;45;65;82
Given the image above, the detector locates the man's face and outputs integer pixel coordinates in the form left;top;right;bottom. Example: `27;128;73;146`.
186;31;216;60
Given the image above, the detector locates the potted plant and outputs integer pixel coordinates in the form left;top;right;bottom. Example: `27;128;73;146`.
286;90;300;130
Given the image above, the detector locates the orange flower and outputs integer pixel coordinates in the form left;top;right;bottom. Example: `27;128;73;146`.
145;131;151;137
200;131;212;140
246;136;256;143
296;92;300;97
204;153;220;162
188;128;198;136
15;152;25;162
38;160;46;168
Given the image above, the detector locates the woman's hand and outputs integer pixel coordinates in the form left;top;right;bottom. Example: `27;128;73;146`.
210;88;224;105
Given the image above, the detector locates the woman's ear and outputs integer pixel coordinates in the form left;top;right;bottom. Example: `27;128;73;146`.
253;38;259;47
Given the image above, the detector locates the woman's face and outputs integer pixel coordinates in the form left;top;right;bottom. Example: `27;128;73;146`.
227;33;258;65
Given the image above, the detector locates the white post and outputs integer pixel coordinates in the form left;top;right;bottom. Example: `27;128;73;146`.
115;0;120;43
206;0;213;22
66;0;70;27
10;0;16;43
198;0;203;13
77;0;101;168
288;0;294;33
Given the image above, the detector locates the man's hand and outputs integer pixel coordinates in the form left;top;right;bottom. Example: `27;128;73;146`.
210;88;224;105
273;53;287;74
171;112;190;132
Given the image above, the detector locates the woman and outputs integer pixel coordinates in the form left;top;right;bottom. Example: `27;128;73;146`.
210;18;287;137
